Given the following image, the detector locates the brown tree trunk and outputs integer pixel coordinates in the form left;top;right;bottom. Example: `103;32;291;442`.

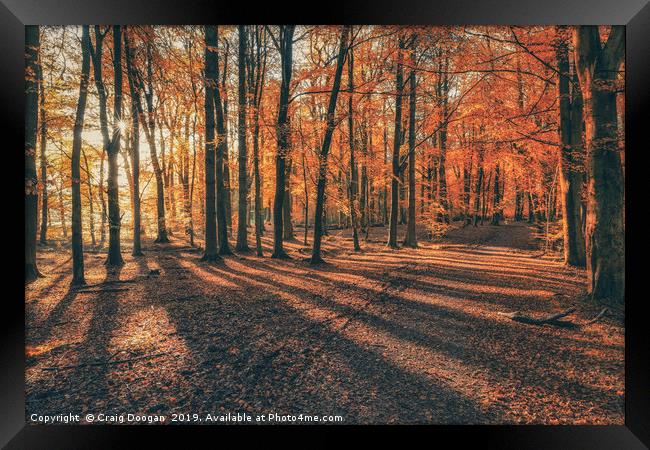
70;26;91;284
310;26;349;264
574;26;625;304
556;26;586;267
105;25;124;266
38;58;49;245
25;25;42;282
235;25;251;252
388;35;405;248
201;25;221;262
404;34;418;247
272;26;295;259
347;43;361;251
124;28;143;256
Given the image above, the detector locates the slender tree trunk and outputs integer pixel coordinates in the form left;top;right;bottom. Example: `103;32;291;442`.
283;156;295;240
235;25;250;252
388;35;405;248
556;26;586;267
272;26;295;259
124;28;143;256
25;25;42;282
574;26;625;303
105;25;124;266
214;26;232;255
38;60;48;245
70;26;91;284
310;26;349;264
491;163;502;225
82;149;97;248
201;26;222;262
404;35;418;247
347;43;361;251
143;40;169;243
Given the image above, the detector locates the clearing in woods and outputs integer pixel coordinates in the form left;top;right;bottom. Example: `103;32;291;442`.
25;222;624;424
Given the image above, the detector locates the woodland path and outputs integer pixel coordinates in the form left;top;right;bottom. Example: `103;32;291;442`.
25;222;624;424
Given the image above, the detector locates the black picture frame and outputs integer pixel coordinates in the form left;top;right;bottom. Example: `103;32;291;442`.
3;0;648;447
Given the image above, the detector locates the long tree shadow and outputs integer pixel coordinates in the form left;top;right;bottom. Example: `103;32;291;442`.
191;256;623;421
150;252;505;423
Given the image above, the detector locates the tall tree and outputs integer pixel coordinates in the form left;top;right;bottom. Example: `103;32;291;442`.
143;34;169;243
556;26;586;267
310;26;350;264
387;34;405;248
124;28;143;256
404;34;418;247
347;37;361;252
38;52;48;245
71;26;92;284
235;25;251;252
201;25;221;262
271;25;296;259
574;26;625;304
105;26;124;266
25;25;41;282
250;26;267;257
214;26;233;255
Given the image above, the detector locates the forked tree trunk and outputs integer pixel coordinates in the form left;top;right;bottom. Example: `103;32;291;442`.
310;26;349;264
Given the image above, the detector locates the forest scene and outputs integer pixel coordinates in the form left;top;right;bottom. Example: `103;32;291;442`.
25;25;625;424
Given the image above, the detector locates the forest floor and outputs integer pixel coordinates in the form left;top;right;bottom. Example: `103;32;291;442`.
25;221;624;424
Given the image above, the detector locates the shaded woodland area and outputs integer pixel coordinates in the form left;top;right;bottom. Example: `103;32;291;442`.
25;25;625;424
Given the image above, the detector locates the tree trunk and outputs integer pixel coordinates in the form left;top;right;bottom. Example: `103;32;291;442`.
491;163;502;225
388;35;405;248
105;25;124;266
556;26;586;267
347;44;361;251
214;26;232;256
310;26;349;264
82;149;97;248
71;26;91;284
124;28;143;256
38;59;48;245
574;26;625;304
25;25;42;282
235;25;250;252
201;25;222;262
272;26;295;259
404;35;418;247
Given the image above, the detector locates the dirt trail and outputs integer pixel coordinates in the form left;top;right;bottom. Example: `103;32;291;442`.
25;222;624;424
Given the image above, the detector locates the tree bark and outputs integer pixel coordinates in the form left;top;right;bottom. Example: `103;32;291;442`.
347;43;361;251
404;34;418;247
105;25;124;266
574;26;625;304
71;26;91;284
25;25;42;282
388;35;405;248
235;25;251;252
38;57;48;245
124;28;143;256
310;26;349;264
272;25;295;259
556;26;586;267
201;25;222;262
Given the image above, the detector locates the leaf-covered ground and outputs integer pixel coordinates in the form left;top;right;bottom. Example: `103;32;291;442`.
25;222;624;424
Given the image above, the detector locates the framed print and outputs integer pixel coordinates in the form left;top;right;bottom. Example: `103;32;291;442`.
3;0;648;447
